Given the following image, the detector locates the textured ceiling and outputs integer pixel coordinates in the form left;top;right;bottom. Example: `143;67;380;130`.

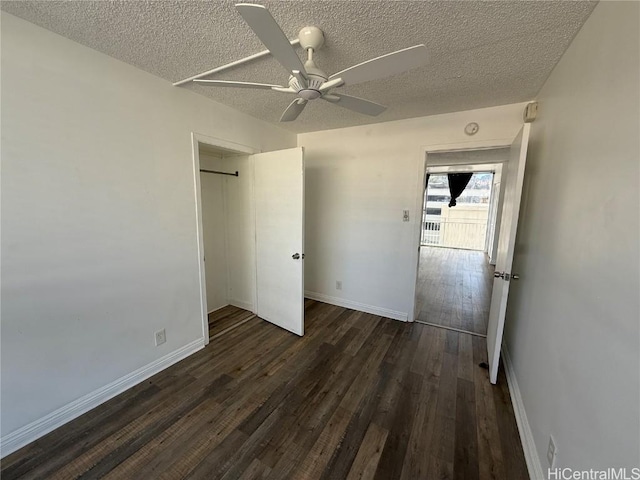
1;1;596;133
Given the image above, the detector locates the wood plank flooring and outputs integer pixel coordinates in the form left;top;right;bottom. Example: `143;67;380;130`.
208;305;256;339
416;247;493;335
2;301;528;479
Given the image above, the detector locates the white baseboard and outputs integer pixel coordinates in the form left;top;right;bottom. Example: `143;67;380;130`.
228;298;255;313
304;291;408;322
208;304;229;315
0;337;205;458
502;345;545;480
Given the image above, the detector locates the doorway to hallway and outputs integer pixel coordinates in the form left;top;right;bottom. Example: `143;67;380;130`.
414;128;530;383
413;149;508;338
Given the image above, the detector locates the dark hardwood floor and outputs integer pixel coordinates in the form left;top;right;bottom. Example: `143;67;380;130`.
2;301;528;479
208;305;256;340
416;247;494;335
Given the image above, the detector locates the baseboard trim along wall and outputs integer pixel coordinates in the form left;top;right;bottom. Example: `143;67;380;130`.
304;291;408;322
0;337;205;458
208;304;230;315
228;298;255;313
502;345;545;480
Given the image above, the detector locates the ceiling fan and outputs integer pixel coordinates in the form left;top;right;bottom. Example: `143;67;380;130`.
193;3;429;122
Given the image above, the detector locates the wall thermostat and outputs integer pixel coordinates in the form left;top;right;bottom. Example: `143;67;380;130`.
464;122;479;136
524;102;538;123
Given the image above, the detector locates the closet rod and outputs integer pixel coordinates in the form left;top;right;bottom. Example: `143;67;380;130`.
200;169;239;177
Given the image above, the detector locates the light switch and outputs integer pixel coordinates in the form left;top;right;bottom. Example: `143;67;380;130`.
403;210;410;222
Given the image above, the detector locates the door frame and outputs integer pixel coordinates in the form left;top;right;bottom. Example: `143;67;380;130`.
191;132;259;345
408;138;514;322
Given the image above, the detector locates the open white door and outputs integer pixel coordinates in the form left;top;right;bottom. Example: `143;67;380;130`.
253;147;305;336
486;124;530;384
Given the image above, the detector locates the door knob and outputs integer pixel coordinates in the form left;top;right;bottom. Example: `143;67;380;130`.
292;253;300;260
512;274;520;280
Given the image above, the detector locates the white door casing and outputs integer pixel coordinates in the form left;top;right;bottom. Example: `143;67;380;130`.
192;133;260;344
486;124;531;384
253;147;305;336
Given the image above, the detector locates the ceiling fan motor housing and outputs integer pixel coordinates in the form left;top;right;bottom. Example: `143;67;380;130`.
289;59;327;100
296;86;322;100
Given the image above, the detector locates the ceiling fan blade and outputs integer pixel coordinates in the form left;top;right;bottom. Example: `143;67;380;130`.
236;4;307;76
280;98;307;122
193;79;286;90
329;45;428;86
322;93;386;116
319;78;345;93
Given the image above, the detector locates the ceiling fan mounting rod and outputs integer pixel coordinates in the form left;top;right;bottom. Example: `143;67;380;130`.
173;38;301;87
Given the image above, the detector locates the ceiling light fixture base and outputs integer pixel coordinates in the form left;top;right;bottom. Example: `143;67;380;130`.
298;26;324;51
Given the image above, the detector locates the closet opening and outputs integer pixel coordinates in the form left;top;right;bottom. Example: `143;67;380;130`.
194;136;259;343
193;133;306;342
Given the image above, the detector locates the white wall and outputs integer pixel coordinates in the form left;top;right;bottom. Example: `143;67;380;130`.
299;103;526;320
0;12;295;453
199;152;229;312
504;1;639;472
222;155;257;312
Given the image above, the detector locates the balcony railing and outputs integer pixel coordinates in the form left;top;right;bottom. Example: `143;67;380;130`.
421;218;488;251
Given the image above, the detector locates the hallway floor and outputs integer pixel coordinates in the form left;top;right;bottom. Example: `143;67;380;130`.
416;247;494;335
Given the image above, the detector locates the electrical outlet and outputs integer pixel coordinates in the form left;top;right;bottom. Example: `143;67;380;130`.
403;210;410;222
547;435;557;467
336;280;342;290
155;329;166;346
